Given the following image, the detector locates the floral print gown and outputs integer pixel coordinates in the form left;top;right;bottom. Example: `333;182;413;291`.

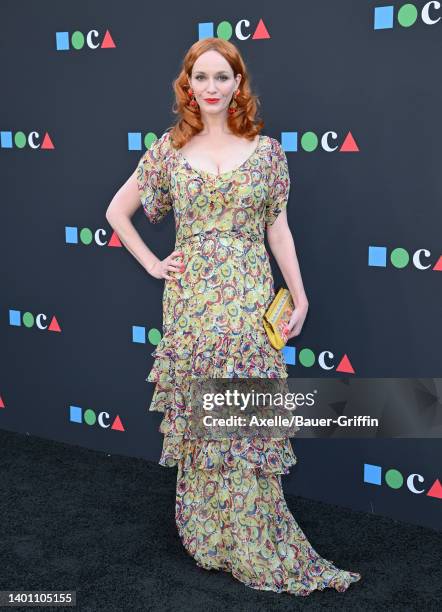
136;131;361;596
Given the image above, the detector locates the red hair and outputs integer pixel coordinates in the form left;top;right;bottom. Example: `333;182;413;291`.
166;37;264;149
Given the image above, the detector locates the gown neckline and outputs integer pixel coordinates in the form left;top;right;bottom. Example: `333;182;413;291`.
175;134;265;181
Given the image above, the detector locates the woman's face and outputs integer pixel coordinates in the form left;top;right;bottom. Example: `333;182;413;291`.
188;50;241;116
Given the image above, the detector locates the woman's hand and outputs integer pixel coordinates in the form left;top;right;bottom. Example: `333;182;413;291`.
149;249;185;281
285;301;309;340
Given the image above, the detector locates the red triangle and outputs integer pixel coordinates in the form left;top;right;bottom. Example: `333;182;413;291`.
111;415;125;431
101;30;116;48
48;316;61;332
340;131;359;152
0;395;5;408
108;231;122;247
426;478;442;499
252;19;270;39
432;255;442;271
41;132;55;149
336;354;355;374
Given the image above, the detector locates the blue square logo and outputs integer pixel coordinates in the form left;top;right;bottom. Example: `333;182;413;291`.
368;246;387;267
374;6;394;30
364;463;382;485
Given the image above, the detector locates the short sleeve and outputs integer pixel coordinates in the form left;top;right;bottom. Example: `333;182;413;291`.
264;137;291;226
136;132;173;224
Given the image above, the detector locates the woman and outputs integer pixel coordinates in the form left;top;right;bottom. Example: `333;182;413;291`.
106;37;361;597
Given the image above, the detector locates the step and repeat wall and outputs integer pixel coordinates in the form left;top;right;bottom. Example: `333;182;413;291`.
1;1;441;530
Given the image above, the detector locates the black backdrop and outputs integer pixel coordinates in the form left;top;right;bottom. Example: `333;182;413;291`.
1;1;441;531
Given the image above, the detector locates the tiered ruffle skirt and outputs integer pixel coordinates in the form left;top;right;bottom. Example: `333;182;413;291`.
146;328;362;596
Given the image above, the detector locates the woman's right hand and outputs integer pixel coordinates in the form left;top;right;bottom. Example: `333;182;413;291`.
148;249;185;281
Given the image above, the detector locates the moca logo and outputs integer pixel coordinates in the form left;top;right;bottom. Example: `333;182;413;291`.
198;18;270;41
55;30;116;50
364;463;442;499
65;226;122;247
283;346;355;374
9;309;61;332
374;2;441;29
0;131;54;149
281;131;359;153
69;405;125;431
368;245;442;270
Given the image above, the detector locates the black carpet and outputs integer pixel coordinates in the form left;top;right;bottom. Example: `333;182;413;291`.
0;429;440;612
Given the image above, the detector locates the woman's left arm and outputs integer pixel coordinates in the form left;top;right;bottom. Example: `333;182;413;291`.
266;210;309;339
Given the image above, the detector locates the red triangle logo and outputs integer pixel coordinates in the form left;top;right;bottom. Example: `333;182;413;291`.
432;255;442;271
108;231;122;247
426;479;442;499
336;354;355;374
41;132;55;149
111;415;125;431
0;395;5;408
252;19;270;39
48;316;61;332
101;30;116;48
340;131;359;152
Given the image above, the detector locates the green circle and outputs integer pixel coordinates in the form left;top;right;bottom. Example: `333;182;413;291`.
144;133;158;149
22;312;35;328
71;31;85;49
385;469;403;489
217;21;233;40
14;132;27;148
398;4;418;27
300;132;318;152
299;348;315;367
79;228;93;245
390;247;409;268
84;409;96;425
148;328;162;345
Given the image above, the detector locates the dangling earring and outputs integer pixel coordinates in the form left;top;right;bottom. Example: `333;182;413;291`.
228;89;239;115
187;87;199;109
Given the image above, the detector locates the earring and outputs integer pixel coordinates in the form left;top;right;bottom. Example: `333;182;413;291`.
228;89;239;115
187;87;199;108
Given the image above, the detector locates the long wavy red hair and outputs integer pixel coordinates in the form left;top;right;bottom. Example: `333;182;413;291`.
166;37;264;149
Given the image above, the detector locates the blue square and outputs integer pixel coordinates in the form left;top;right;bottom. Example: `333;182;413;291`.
364;463;382;485
132;325;146;343
65;226;78;244
374;6;394;30
281;132;297;152
1;131;13;148
368;245;387;267
128;132;142;151
9;309;21;326
56;31;70;50
198;22;214;39
282;345;296;365
70;405;82;423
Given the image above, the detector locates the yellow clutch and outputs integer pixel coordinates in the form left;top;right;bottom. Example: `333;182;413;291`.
263;287;295;350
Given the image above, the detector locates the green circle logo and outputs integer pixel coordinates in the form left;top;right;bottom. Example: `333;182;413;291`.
14;132;27;148
390;247;409;268
217;21;233;40
301;132;319;152
144;133;158;149
148;328;162;345
385;468;404;489
22;312;35;328
398;4;418;27
80;228;93;245
84;409;96;425
71;31;85;50
299;348;315;367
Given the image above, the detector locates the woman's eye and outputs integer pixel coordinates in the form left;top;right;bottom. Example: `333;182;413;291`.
195;75;228;81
